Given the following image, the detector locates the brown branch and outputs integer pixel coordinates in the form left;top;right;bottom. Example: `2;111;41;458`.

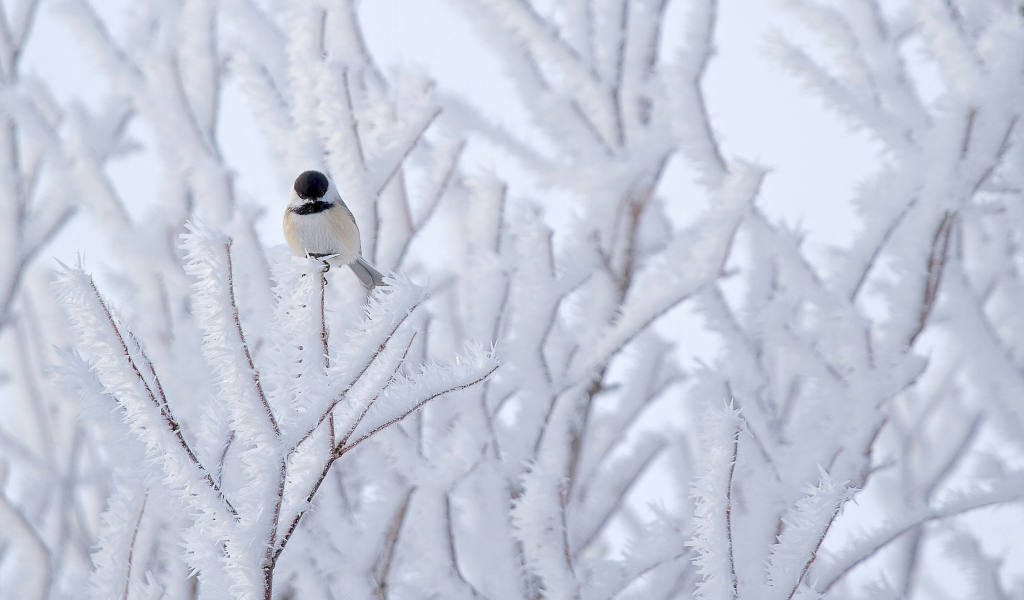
224;241;279;436
445;493;484;598
574;440;667;556
292;299;423;451
86;278;238;519
373;487;415;600
786;491;848;600
275;364;495;564
342;365;499;454
725;421;739;599
961;106;977;158
908;211;956;346
849;196;917;302
394;139;466;269
263;457;288;600
969;115;1019;196
336;331;419;449
319;261;330;370
375;107;442;196
124;492;147;600
341;66;368;171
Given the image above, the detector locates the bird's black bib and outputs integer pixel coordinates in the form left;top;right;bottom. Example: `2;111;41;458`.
291;201;334;215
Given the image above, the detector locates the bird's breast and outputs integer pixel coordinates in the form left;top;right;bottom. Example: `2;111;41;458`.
283;203;361;264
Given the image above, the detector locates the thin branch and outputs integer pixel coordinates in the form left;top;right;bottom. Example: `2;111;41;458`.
574;440;667;556
570;99;615;156
849;197;916;302
908;211;955;346
86;278;238;519
725;421;739;599
961;106;977;158
373;487;415;600
374;107;442;196
292;298;423;451
970;115;1019;196
818;476;1024;592
264;457;288;597
395;139;465;268
342;365;498;453
275;359;494;564
319;261;330;369
341;66;367;171
445;493;485;599
225;241;279;436
787;490;847;600
124;492;148;600
607;550;691;600
336;330;418;449
0;488;51;599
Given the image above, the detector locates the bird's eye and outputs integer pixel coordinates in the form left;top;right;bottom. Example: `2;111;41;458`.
294;170;329;199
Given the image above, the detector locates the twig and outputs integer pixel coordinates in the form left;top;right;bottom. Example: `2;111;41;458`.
0;488;51;600
394;139;465;269
445;493;484;598
275;364;495;563
224;241;279;436
319;261;330;369
124;492;147;600
908;211;955;346
961;106;977;158
725;421;739;599
573;440;667;556
374;107;442;196
216;431;234;487
373;487;415;600
86;278;238;519
263;457;288;600
336;331;418;449
342;365;498;453
292;298;423;451
341;66;367;171
786;488;847;600
818;476;1024;592
849;197;916;302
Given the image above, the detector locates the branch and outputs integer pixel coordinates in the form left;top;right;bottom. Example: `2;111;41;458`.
908;211;955;346
275;358;496;564
342;363;499;453
61;268;238;519
225;241;279;435
123;493;147;600
815;473;1024;592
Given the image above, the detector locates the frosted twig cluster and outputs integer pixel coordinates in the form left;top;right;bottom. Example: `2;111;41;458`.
53;223;495;599
1;0;1024;598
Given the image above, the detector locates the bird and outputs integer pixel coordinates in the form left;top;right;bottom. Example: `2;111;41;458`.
283;170;386;289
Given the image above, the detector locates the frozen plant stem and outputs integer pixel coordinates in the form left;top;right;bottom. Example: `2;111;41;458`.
726;422;739;599
225;240;280;436
85;276;239;519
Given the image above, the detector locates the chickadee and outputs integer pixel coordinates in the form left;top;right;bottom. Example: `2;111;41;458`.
283;170;385;289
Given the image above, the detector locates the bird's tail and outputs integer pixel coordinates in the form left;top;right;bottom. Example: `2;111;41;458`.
349;256;387;290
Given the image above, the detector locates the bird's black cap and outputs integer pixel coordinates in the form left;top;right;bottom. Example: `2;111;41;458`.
294;170;330;200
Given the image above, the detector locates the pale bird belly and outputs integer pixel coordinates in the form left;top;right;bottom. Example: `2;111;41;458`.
285;208;360;264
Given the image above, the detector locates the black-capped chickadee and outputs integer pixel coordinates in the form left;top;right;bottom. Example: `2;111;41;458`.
283;170;386;289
